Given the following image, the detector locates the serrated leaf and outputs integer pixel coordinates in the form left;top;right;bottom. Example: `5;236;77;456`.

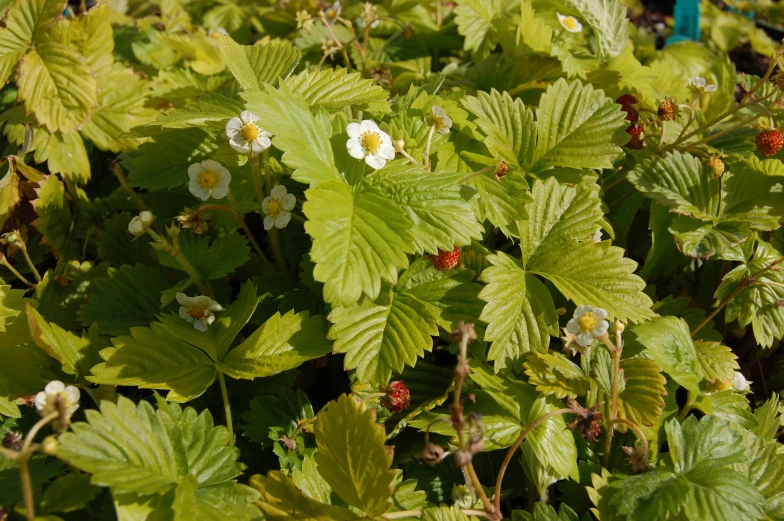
152;93;245;130
454;0;517;60
250;471;357;521
33;129;91;183
33;175;76;258
314;394;395;517
304;180;412;307
745;436;784;519
0;0;64;84
79;264;172;336
216;36;301;90
421;506;470;521
26;305;100;379
0;165;20;230
562;0;628;61
39;473;101;514
616;357;667;427
286;68;388;110
523;351;589;399
479;252;558;369
159;231;251;281
243;84;340;185
462;167;530;237
219;309;331;380
694;341;738;385
17;41;97;133
528;240;653;323
532;78;627;170
631;316;703;393
241;388;314;448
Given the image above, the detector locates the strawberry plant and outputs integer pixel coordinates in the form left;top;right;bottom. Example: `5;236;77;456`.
2;0;784;520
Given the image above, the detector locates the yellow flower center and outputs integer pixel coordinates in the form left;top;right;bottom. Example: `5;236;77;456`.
563;16;578;30
188;304;206;319
241;123;260;142
577;312;599;332
198;170;219;190
266;199;282;217
361;131;382;154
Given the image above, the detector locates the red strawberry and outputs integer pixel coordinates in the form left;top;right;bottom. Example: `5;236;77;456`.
616;94;638;123
430;246;460;271
381;381;410;413
755;129;784;157
625;125;645;149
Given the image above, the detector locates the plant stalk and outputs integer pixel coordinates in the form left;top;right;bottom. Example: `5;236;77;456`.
217;372;234;444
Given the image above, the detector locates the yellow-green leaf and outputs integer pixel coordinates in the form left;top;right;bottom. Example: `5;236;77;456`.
695;340;738;386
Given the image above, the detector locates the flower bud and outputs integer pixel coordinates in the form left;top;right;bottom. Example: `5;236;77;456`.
613;320;625;333
393;139;406;153
128;211;153;236
41;435;60;455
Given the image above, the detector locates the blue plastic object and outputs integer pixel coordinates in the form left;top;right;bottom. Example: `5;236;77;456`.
666;0;701;45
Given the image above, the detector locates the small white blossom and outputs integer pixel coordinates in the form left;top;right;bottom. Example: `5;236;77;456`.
188;159;231;201
731;371;751;392
323;1;342;22
128;211;153;236
210;27;229;38
688;76;716;93
35;381;80;429
428;105;453;134
346;120;395;170
356;2;379;28
177;293;223;332
225;111;272;154
557;12;582;33
262;185;296;230
592;230;603;242
566;306;610;347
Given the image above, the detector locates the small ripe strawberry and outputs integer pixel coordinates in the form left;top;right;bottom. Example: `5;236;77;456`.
706;156;724;178
755;129;784;157
625;125;645;149
430;246;460;271
657;97;678;121
615;94;638;123
381;381;410;413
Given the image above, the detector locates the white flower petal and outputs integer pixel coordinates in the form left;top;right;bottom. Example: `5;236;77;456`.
255;136;272;151
45;381;65;394
594;308;608;320
593;320;610;337
188;163;204;179
225;117;242;137
704;85;716;93
176;293;189;305
281;193;296;211
264;215;275;230
275;211;291;229
201;159;223;172
64;386;80;404
139;211;153;224
179;306;192;321
566;319;579;335
240;110;258;124
347;138;365;159
230;141;249;154
262;196;272;213
189;181;210;201
359;119;379;133
346;122;362;139
271;185;287;199
365;153;386;170
576;332;594;347
378;143;396;160
432;105;446;118
210;182;229;200
574;306;589;317
35;392;47;410
193;319;208;332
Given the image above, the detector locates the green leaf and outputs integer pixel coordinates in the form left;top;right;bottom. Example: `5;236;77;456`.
219;310;332;379
59;397;248;496
215;36;301;90
17;41;97;133
745;436;784;519
241;388;314;448
26;305;101;379
243;85;340;185
79;264;172;336
0;0;64;84
173;475;261;521
528;240;653;323
462;167;530;237
286;68;388;110
562;0;628;61
304;180;412;307
40;474;101;514
421;506;470;521
454;0;517;60
616;357;667;427
532;78;627;170
694;341;738;386
34;130;91;183
152;93;245;130
523;351;590;399
630;316;703;393
479;252;558;369
250;471;358;521
314;394;395;517
158;231;251;280
0;163;20;230
67;3;113;74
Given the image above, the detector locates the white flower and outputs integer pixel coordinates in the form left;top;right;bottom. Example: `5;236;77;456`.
566;306;610;347
128;211;153;236
225;111;272;154
35;381;80;427
324;1;342;22
262;184;296;230
356;16;380;28
688;76;716;93
346;120;395;170
592;230;603;242
188;159;231;201
177;293;223;332
557;12;582;33
428;105;453;134
210;27;229;38
731;371;751;392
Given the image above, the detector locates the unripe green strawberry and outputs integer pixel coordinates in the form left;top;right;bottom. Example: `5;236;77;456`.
755;129;784;157
430;246;460;270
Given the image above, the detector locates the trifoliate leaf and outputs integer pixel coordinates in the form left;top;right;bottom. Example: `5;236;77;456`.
26;305;101;379
243;84;341;185
219;310;332;380
519;178;602;265
616;357;667;427
528;240;653;323
59;397;250;499
17;41;97;133
630;316;703;393
304;180;412;307
523;351;590;399
463;167;530;237
286;68;388;110
454;0;517;60
79;264;172;336
532;78;628;170
694;341;738;386
250;471;358;521
562;0;629;61
314;394;395;517
0;0;64;84
479;252;558;369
